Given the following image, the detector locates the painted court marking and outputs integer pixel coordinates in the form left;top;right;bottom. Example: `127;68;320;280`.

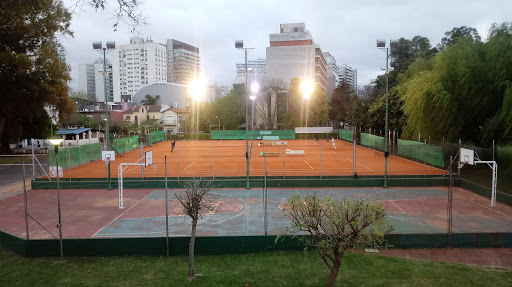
388;200;407;213
345;158;374;171
303;159;313;170
92;195;145;237
184;161;196;170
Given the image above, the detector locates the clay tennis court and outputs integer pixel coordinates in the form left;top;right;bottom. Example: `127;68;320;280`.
57;139;446;178
1;186;511;239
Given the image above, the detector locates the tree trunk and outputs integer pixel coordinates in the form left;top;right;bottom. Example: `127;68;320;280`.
0;116;7;150
188;217;197;281
327;255;343;287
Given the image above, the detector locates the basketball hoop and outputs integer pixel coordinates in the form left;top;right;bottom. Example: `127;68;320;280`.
457;161;467;169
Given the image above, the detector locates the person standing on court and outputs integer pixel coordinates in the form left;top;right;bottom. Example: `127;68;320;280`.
171;140;176;152
331;137;336;149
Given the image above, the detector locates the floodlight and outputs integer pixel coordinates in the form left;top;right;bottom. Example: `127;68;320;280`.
235;40;244;49
48;138;63;146
300;80;314;97
92;41;103;50
376;39;386;48
250;82;260;94
106;41;116;50
250;95;256;100
190;79;206;101
390;39;399;49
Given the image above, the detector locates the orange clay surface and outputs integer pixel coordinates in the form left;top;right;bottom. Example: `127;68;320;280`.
59;139;446;178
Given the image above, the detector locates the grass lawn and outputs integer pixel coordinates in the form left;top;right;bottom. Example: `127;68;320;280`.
0;156;32;165
1;248;511;286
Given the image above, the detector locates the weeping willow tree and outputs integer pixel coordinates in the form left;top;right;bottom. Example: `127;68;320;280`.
397;22;512;146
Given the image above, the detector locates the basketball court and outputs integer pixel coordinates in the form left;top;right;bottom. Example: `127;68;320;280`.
1;186;511;239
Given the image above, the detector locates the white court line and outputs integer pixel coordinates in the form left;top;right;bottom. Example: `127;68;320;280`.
345;158;374;171
388;200;407;213
92;196;145;237
303;159;313;170
462;198;506;216
184;161;196;170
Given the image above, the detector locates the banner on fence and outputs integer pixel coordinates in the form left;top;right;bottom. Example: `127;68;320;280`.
49;143;101;169
361;133;386;151
212;130;295;140
295;127;333;134
339;129;353;142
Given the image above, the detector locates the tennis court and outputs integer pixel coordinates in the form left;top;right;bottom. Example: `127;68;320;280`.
1;186;511;239
55;139;446;179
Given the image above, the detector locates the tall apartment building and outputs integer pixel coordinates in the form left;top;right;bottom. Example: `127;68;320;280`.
338;64;357;91
77;58;114;102
112;37;168;102
235;58;266;84
78;63;96;100
322;52;339;98
167;39;200;85
266;23;327;92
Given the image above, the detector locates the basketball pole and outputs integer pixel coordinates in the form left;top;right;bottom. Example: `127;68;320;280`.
383;46;389;188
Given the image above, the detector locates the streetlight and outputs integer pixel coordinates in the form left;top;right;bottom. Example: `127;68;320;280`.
236;40;254;189
93;41;115;151
250;82;259;130
48;137;64;260
300;80;314;135
376;39;398;188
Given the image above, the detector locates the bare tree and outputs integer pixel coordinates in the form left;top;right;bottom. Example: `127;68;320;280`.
283;194;393;287
174;178;214;281
255;78;287;130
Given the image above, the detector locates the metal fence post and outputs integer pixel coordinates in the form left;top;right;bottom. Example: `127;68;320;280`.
320;141;322;178
353;139;356;177
31;144;35;178
165;156;169;257
68;148;71;180
283;145;286;179
212;140;215;179
23;162;29;239
177;141;180;180
141;142;144;179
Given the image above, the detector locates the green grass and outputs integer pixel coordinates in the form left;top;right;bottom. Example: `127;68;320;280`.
0;156;32;165
1;249;511;286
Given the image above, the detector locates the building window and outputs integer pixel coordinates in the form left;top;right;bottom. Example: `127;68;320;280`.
126;116;131;120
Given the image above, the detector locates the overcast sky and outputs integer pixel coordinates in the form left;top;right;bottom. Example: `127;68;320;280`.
61;0;512;91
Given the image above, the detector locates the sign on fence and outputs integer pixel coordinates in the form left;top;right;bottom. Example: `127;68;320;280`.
49;166;63;177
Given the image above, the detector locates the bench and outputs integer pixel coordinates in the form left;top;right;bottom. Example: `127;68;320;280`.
286;149;305;155
260;152;279;156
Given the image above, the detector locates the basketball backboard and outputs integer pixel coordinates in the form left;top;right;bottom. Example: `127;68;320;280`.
102;151;115;162
145;150;153;167
459;148;475;165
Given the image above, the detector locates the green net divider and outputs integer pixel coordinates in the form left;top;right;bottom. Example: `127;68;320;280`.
212;130;295;140
398;139;444;167
50;143;101;169
338;129;353;142
360;133;385;151
113;135;140;154
148;131;165;145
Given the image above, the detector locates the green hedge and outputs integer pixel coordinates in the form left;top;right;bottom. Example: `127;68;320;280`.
398;139;444;167
339;129;353;142
361;133;385;151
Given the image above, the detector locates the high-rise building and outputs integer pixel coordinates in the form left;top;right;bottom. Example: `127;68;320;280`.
78;63;96;100
166;39;200;85
322;52;339;98
235;58;266;84
112;37;168;102
338;64;357;91
266;23;327;92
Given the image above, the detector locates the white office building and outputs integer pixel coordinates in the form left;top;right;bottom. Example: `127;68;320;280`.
266;23;327;92
77;63;96;100
235;58;266;85
78;58;113;102
323;52;339;98
112;37;168;102
338;64;357;91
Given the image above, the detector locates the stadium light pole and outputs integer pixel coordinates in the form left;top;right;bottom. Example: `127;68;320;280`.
93;41;115;151
300;80;314;137
250;82;259;130
236;40;254;189
48;137;64;260
377;39;398;188
190;78;205;136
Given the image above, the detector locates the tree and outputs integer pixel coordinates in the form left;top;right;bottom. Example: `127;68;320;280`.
366;89;405;133
329;81;354;128
283;194;393;287
255;78;287;130
71;0;147;32
308;88;329;127
200;84;245;130
0;0;75;149
438;26;481;50
174;178;215;281
140;94;160;105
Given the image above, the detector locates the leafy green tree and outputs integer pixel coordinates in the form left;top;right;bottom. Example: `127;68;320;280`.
307;88;329;127
0;0;75;148
200;84;245;130
329;81;354;128
366;89;405;133
140;94;160;105
438;26;481;50
283;194;393;287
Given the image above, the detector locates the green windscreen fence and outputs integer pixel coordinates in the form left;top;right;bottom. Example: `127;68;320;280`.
361;133;385;151
113;135;140;154
149;131;165;144
339;129;353;142
50;143;101;169
398;139;444;167
212;130;295;140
